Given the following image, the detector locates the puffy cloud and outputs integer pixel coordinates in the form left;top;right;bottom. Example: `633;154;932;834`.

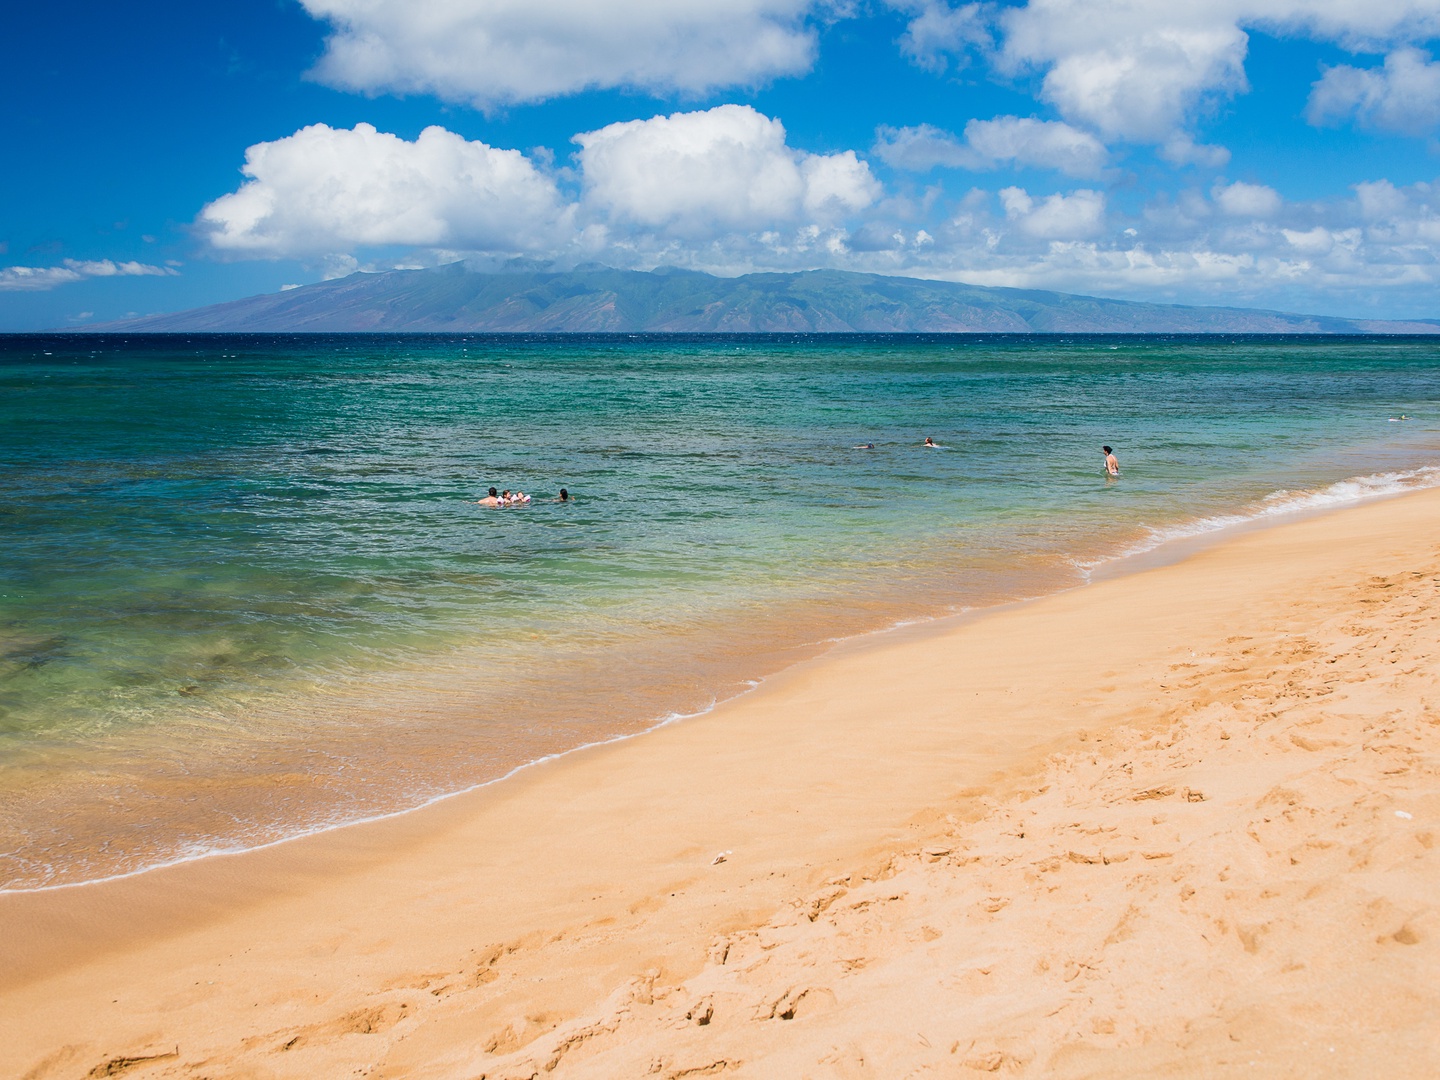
998;1;1440;144
868;169;1440;318
872;124;975;170
0;259;176;291
888;0;990;73
197;110;880;259
1349;178;1440;242
1355;177;1413;220
1159;134;1231;168
1213;179;1283;217
800;151;882;217
575;105;879;237
299;0;824;108
965;117;1109;177
199;123;570;257
1265;1;1440;49
188;109;1440;318
874;117;1107;177
1283;225;1341;254
1000;3;1249;142
1307;47;1440;134
999;187;1107;238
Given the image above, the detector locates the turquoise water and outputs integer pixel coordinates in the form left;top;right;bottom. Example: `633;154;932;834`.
3;333;1438;889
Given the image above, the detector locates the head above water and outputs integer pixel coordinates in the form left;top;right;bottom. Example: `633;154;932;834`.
559;488;569;501
1102;446;1112;455
488;487;498;497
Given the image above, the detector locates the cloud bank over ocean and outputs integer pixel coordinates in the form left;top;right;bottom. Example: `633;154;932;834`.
8;0;1440;324
196;109;1440;312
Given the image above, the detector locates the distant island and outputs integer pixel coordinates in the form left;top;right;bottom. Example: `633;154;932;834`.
85;265;1440;334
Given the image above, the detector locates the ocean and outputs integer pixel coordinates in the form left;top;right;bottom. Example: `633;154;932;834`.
3;332;1438;891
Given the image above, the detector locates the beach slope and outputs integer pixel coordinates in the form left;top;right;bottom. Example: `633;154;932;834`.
4;491;1439;1079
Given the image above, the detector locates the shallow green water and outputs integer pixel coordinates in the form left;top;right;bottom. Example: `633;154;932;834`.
2;333;1438;888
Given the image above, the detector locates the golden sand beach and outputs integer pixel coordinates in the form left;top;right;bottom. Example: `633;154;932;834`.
4;489;1438;1079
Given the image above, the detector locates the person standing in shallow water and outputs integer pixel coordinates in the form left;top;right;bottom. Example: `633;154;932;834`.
1102;446;1120;477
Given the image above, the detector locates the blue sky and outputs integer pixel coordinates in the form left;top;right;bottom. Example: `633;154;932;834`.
5;0;1440;329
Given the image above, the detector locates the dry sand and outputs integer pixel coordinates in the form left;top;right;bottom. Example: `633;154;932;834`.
4;489;1439;1079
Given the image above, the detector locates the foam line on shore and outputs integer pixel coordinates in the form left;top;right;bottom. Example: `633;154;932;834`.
0;696;730;897
1074;463;1440;575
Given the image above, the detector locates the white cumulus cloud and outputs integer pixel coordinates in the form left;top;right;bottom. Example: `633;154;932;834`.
998;0;1440;144
0;259;176;291
1000;3;1250;142
1213;179;1283;217
965;116;1109;176
999;187;1107;239
300;0;826;109
199;123;570;257
1283;225;1339;254
575;105;879;237
1159;134;1232;168
1307;47;1440;134
888;0;990;73
872;124;976;170
1350;178;1440;242
874;117;1107;177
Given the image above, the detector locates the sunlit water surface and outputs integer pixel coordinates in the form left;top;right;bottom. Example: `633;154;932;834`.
3;333;1438;888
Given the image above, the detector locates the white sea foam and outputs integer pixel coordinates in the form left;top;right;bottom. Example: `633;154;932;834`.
1076;465;1440;576
0;696;730;896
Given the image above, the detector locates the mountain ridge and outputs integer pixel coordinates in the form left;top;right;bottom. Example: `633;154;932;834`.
85;265;1440;334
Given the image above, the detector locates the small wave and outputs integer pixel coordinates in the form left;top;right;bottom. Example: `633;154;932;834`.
0;693;737;895
1076;464;1440;574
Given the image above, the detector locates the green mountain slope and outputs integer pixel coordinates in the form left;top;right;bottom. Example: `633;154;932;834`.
90;265;1440;333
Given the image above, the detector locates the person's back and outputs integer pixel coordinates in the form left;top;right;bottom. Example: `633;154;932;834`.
476;486;501;506
1102;446;1120;476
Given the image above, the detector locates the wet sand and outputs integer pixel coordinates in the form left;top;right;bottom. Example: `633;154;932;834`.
4;488;1439;1078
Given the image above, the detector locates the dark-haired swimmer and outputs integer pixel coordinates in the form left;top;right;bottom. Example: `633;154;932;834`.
1102;446;1120;477
924;436;937;447
475;486;502;506
556;488;571;502
854;442;875;449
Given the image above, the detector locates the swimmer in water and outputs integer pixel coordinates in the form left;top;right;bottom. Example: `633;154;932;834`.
854;442;875;450
556;488;571;502
1102;445;1120;477
475;486;502;506
924;436;937;447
